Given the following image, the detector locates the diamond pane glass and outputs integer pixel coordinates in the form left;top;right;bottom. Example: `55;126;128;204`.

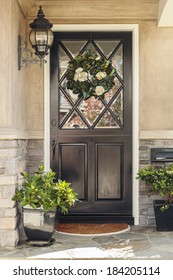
104;77;122;103
84;44;100;56
61;41;86;57
96;111;120;128
59;79;79;104
95;41;121;58
78;97;105;126
110;91;123;125
59;46;70;78
59;90;72;125
62;111;88;129
111;44;123;79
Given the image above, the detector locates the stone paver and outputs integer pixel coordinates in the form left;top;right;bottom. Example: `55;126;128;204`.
0;226;173;259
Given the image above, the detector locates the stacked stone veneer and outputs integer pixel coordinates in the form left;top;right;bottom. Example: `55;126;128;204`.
26;140;44;173
139;139;173;226
0;139;44;247
0;140;28;247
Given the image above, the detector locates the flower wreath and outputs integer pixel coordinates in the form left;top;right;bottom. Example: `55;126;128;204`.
66;49;116;100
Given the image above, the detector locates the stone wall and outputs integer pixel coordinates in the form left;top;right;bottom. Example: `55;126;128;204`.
0;139;28;247
139;139;173;226
26;140;44;173
0;139;44;247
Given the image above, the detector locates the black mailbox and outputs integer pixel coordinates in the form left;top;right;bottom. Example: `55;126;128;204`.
151;148;173;163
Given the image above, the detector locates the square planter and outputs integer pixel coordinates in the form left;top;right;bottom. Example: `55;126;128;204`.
154;200;173;231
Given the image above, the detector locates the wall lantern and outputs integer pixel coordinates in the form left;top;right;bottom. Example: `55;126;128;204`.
18;6;54;70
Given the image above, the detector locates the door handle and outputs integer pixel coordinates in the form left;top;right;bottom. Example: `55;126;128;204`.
51;139;57;160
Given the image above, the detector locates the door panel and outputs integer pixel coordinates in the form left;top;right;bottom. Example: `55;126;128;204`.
96;144;121;199
59;143;87;200
50;31;133;223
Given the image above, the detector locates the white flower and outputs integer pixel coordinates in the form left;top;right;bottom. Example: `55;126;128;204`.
78;72;88;82
75;67;83;73
74;73;79;81
95;56;101;61
96;71;107;80
74;71;88;82
95;86;105;96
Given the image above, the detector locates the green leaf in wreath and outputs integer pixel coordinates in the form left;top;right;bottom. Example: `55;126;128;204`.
83;91;91;100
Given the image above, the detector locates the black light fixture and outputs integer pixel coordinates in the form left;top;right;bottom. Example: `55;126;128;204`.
18;6;54;70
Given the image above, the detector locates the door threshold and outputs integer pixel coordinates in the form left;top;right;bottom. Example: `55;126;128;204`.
59;214;134;225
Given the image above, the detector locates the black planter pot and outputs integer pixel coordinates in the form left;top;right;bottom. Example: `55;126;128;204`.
154;200;173;231
22;207;57;243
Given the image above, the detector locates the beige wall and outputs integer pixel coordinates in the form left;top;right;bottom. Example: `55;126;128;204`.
140;21;173;130
0;0;12;127
11;0;27;130
0;0;27;131
25;43;44;133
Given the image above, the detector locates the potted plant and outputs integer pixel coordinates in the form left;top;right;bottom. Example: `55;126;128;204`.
12;166;78;244
136;163;173;231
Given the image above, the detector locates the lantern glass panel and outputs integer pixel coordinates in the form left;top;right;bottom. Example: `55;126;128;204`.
47;29;54;46
30;29;53;49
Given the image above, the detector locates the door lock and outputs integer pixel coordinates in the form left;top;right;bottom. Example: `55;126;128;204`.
51;119;57;126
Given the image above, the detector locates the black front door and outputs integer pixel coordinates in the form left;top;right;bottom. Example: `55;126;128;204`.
50;31;133;224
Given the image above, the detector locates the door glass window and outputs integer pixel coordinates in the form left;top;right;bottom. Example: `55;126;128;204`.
58;39;124;129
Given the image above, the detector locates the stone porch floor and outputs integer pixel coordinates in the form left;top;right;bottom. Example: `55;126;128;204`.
0;226;173;259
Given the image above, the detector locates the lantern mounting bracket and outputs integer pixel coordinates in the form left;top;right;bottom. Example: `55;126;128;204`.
18;35;46;70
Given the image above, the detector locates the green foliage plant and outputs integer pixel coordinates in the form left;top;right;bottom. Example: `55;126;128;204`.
12;166;78;214
136;164;173;211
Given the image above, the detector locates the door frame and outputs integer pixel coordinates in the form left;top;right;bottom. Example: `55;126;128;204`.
44;24;139;225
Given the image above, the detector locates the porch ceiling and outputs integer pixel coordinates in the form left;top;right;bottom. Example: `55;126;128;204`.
17;0;159;22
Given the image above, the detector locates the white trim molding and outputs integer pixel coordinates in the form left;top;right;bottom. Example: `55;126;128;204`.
44;54;51;171
44;24;139;225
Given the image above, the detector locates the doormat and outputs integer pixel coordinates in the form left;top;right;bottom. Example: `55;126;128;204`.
55;223;130;236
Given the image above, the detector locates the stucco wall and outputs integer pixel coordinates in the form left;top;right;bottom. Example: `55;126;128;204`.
140;21;173;131
25;60;44;133
11;0;27;130
0;0;27;131
0;0;12;128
